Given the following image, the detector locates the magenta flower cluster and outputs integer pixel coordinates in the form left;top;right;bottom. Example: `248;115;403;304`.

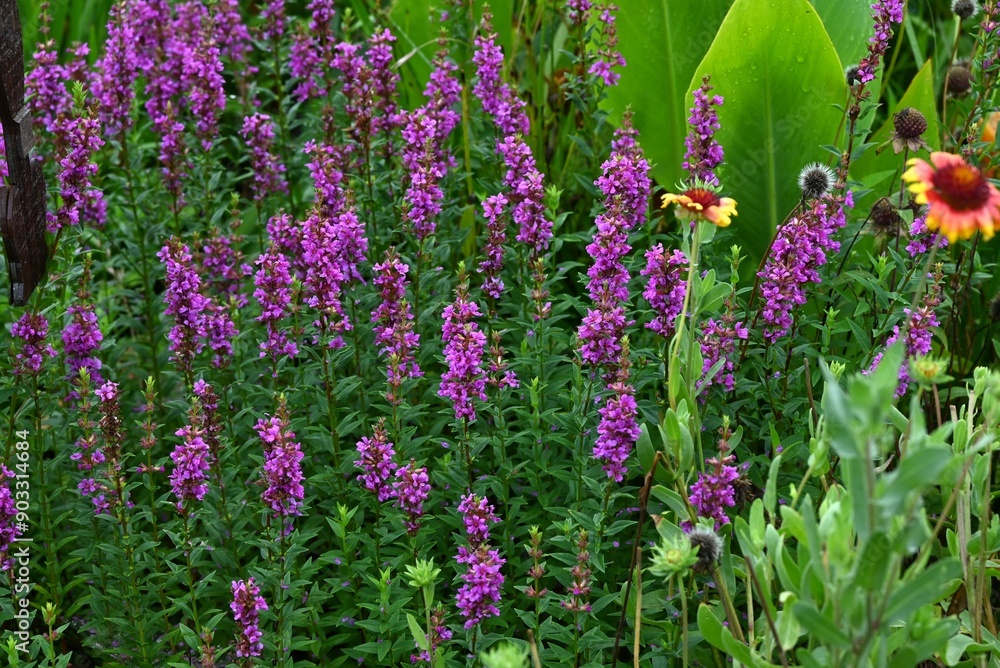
698;313;749;394
439;278;489;422
255;403;306;518
354;421;398;503
169;419;211;511
868;276;942;396
758;193;851;342
906;213;948;257
589;4;627;87
578;116;650;368
372;249;422;400
231;578;268;658
683;77;725;186
472;14;529;136
253;247;298;369
593;347;641;481
93;2;138;137
393;461;431;535
857;0;904;84
689;453;739;528
241;113;288;202
455;494;505;629
0;466;23;574
642;245;688;339
159;240;212;376
62;301;104;396
11;312;57;377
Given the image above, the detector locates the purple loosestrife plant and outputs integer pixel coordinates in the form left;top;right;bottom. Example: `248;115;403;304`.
354;419;398;503
588;4;626;87
857;0;904;84
497;134;551;255
867;267;944;396
62;261;103;399
169;402;211;512
593;339;641;482
439;270;489;423
698;298;749;394
455;494;505;629
472;13;529;136
907;213;948;257
241;113;288;202
231;578;268;658
289;0;336;101
479;194;510;301
642;245;688;340
393;460;431;535
684;77;725;186
48;100;107;233
181;10;226;150
578;114;650;369
688;425;740;528
0;466;23;574
304;141;348;218
94;1;139;137
256;397;306;519
372;248;422;403
253;246;298;372
561;529;593;613
11;312;57;377
758;193;851;342
159;238;210;381
565;0;593;26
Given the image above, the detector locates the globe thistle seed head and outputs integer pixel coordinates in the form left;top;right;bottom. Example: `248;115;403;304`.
952;0;979;20
870;197;902;237
688;526;722;572
797;162;835;200
947;64;973;97
890;107;931;154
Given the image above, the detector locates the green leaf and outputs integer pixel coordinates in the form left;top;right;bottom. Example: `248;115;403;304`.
808;0;875;71
849;59;940;212
792;602;852;648
884;558;962;623
688;0;848;261
604;0;733;190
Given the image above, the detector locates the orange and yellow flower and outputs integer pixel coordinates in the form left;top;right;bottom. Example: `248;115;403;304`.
661;185;737;228
902;151;1000;242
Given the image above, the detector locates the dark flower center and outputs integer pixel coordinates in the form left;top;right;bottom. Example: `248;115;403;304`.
683;187;721;210
933;163;990;211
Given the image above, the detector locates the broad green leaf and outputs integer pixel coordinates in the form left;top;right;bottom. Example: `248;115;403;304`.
689;0;849;260
884;558;962;623
604;0;733;189
850;59;940;212
809;0;874;71
792;602;852;648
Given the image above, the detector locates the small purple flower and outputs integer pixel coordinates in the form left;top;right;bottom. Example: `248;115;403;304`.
255;399;305;518
758;194;850;342
181;10;225;150
497;135;550;254
439;275;489;422
689;454;739;527
372;249;421;402
231;578;268;658
241;113;288;202
304;141;348;217
472;13;529;136
698;311;749;394
588;4;626;87
857;1;904;84
159;239;210;377
593;344;640;482
254;247;298;369
906;213;948;257
566;0;593;26
479;194;510;300
11;312;57;377
393;460;430;535
642;245;688;339
169;421;211;511
0;466;23;574
683;77;725;186
48;103;106;233
354;420;398;503
458;493;498;548
93;2;138;137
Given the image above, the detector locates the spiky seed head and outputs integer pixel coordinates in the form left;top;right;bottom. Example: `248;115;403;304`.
892;107;928;139
870;197;901;236
952;0;979;20
688;527;723;572
797;162;835;200
947;65;973;97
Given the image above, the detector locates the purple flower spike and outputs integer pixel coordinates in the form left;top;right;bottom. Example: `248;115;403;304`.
354;420;398;503
255;398;305;518
393;460;430;535
642;245;688;339
231;578;268;658
439;274;489;423
683;76;725;186
857;1;904;84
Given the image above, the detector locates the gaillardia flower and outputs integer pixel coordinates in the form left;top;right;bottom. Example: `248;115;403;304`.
902;152;1000;242
661;181;737;227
